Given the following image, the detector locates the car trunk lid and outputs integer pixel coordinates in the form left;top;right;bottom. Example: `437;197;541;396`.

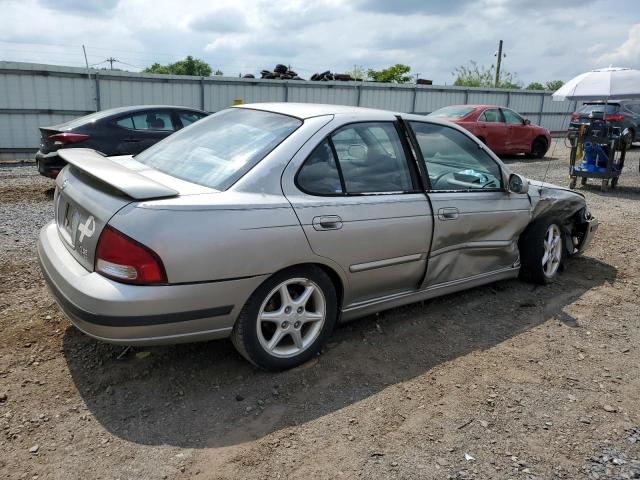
39;127;63;154
53;148;185;272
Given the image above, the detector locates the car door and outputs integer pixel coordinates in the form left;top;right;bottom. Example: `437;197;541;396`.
112;110;176;155
283;120;433;306
475;108;508;153
501;108;530;152
406;120;532;287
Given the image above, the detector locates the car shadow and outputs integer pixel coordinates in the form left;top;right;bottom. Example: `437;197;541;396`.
63;255;616;449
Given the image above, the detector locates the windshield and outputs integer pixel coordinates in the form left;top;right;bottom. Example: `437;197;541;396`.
428;106;476;119
578;103;620;115
136;108;302;190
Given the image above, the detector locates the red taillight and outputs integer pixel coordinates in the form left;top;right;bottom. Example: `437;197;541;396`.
570;114;580;121
49;132;90;145
603;114;625;122
95;226;167;285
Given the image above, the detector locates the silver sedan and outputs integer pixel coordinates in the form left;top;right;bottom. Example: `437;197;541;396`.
38;103;598;370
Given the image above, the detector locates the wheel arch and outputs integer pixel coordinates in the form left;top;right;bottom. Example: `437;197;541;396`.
250;262;346;312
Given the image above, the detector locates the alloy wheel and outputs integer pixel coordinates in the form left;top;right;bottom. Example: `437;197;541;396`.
542;224;562;278
256;278;326;358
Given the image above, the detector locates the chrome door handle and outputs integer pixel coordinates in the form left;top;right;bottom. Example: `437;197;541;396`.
312;215;343;231
437;207;459;220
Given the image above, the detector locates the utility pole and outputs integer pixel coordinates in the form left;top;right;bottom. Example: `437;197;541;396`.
415;73;421;83
494;39;504;87
82;45;89;69
106;57;118;70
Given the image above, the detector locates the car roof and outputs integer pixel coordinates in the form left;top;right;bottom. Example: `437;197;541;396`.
234;102;401;119
99;105;207;115
439;104;507;109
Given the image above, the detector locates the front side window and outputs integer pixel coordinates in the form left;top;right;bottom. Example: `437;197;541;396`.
115;111;174;131
479;108;502;122
502;108;524;125
409;122;503;191
136;108;302;190
178;111;207;127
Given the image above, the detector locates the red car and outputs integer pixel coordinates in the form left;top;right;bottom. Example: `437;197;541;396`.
428;105;551;158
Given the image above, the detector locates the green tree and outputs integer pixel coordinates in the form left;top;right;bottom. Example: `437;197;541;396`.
144;55;213;76
453;61;522;89
526;82;545;90
367;64;412;83
545;80;564;91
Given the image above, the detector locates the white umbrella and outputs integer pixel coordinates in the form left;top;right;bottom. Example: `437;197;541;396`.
552;67;640;101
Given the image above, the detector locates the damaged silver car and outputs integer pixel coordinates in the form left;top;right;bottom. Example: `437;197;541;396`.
37;103;598;370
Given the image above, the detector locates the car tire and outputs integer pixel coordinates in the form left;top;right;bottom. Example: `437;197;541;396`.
528;137;548;159
231;266;338;371
519;218;564;285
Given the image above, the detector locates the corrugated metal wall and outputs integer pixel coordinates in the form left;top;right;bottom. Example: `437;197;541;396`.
0;61;577;159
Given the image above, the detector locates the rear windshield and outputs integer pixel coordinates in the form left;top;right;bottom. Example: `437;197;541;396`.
55;110;122;130
578;103;620;115
428;106;476;119
135;108;302;190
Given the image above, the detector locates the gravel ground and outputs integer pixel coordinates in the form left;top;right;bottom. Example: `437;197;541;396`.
1;143;639;479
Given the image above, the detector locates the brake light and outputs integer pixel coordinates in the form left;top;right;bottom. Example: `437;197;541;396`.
49;132;89;145
570;114;580;121
95;226;167;285
603;114;625;122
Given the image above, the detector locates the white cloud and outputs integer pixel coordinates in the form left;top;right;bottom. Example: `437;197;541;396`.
0;0;638;83
597;23;640;67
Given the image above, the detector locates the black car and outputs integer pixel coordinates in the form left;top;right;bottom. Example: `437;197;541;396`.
35;105;209;178
570;100;640;146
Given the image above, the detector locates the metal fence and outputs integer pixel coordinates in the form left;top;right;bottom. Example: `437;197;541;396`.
0;61;578;159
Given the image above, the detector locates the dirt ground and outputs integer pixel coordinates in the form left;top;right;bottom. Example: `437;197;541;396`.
1;142;639;480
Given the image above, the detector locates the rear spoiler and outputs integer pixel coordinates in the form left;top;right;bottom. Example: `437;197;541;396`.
58;148;178;200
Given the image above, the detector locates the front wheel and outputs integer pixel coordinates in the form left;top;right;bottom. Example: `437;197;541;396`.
519;219;564;284
231;266;338;370
528;137;548;159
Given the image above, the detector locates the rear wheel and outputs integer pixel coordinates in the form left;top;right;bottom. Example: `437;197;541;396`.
569;176;577;189
528;137;548;159
611;176;619;189
231;266;338;370
519;218;564;284
581;177;588;186
601;179;608;192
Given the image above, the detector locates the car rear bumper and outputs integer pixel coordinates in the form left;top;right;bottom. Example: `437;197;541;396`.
35;151;65;178
37;221;267;346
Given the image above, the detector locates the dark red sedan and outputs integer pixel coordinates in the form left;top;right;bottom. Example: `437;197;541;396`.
428;105;551;158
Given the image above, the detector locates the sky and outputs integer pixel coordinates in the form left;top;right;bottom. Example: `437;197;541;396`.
1;0;639;86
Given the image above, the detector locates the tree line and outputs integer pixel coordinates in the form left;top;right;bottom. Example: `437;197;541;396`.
143;56;563;90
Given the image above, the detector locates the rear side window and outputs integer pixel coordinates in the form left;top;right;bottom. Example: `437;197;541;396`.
409;122;503;191
136;108;301;190
297;122;414;195
297;140;343;195
333;123;413;193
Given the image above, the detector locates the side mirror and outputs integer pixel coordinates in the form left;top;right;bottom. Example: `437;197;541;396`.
524;119;531;125
508;173;529;194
